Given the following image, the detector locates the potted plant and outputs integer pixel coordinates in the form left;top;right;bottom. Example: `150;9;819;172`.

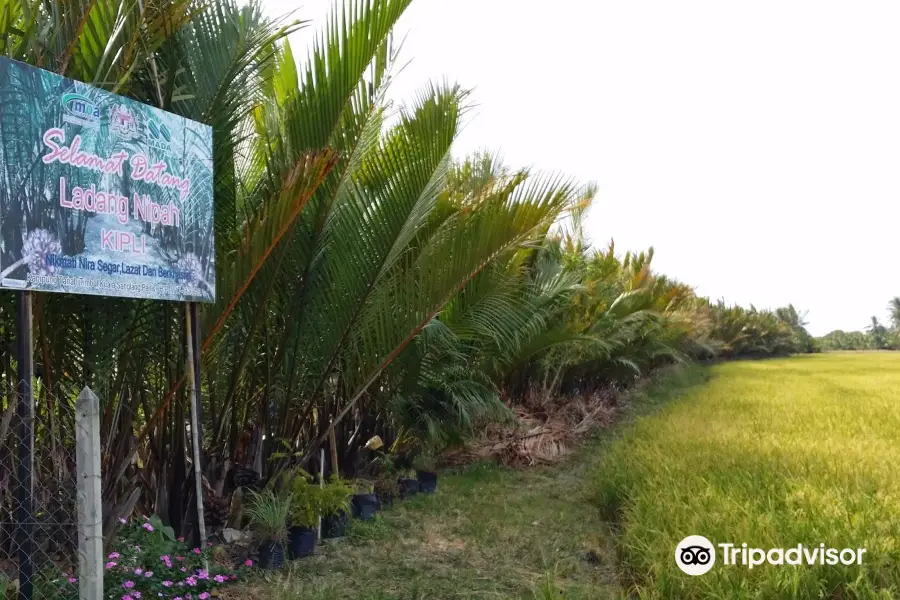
374;473;399;509
369;448;400;508
319;475;353;539
287;471;320;559
245;488;290;569
398;468;420;498
413;450;439;494
351;479;378;521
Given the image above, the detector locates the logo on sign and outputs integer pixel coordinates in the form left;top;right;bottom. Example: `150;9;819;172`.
147;119;172;152
110;105;140;139
62;93;101;127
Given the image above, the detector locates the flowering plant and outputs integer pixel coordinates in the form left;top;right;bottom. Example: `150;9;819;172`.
103;516;249;599
48;515;251;599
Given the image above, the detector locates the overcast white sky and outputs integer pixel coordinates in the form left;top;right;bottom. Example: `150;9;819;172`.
264;0;899;336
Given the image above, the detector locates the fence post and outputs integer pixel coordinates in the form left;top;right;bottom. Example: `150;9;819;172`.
76;387;103;600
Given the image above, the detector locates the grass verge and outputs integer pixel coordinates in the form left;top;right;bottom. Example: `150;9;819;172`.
227;462;621;599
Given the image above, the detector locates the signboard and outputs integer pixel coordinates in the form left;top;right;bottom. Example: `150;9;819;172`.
0;57;215;302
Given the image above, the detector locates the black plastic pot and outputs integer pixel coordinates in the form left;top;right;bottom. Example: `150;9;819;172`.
416;470;438;494
351;493;378;521
258;540;286;570
288;526;317;559
399;478;419;498
321;512;348;538
376;491;393;510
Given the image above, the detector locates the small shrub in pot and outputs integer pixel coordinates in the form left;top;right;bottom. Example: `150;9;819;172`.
351;479;378;521
246;488;291;569
413;451;439;494
398;468;420;498
369;448;401;508
288;471;321;559
319;475;353;539
374;475;399;509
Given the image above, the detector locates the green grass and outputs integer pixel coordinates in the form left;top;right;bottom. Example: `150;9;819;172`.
592;353;900;599
232;459;623;600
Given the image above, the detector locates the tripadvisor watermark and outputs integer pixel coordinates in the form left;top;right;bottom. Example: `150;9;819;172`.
675;535;866;576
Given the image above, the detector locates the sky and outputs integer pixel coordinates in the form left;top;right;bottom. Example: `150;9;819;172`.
264;0;899;336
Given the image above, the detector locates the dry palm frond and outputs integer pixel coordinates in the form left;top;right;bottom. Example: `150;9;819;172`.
455;387;618;467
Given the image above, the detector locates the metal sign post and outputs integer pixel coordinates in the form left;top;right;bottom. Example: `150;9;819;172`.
185;303;207;560
15;291;34;600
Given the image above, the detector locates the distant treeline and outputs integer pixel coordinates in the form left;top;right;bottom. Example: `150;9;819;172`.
816;298;900;351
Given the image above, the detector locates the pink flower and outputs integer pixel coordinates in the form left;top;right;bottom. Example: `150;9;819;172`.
142;523;154;532
163;580;173;587
192;548;201;555
174;597;182;600
160;555;170;562
180;567;187;572
145;571;153;577
135;568;143;575
122;595;133;600
123;581;135;589
119;518;127;524
214;575;226;583
109;552;121;559
185;576;197;586
243;559;253;567
68;577;77;583
106;562;117;569
176;556;184;561
200;594;210;600
134;594;142;599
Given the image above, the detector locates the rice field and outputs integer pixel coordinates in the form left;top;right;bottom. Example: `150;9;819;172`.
592;353;900;599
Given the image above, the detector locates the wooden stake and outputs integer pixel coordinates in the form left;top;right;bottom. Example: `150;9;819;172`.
328;420;339;477
318;449;324;540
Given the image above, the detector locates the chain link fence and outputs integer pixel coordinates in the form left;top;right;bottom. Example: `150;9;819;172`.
0;381;82;599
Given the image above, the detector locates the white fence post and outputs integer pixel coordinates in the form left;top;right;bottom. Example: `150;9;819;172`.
76;387;103;600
